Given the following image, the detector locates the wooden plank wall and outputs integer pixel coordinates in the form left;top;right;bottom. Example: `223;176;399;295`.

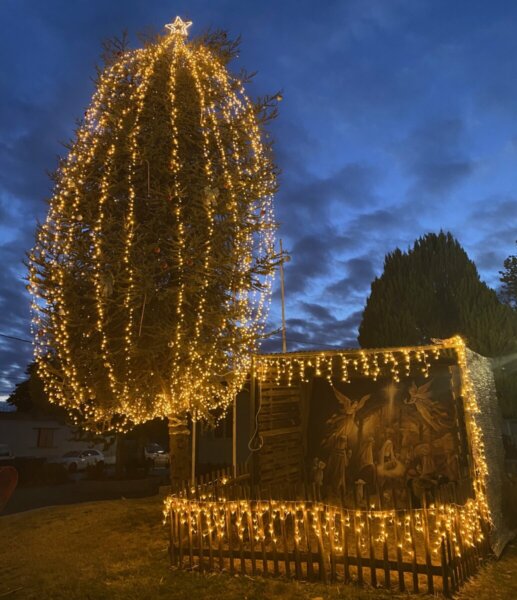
256;377;305;486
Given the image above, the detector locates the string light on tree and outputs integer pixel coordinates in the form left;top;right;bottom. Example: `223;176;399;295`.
28;18;279;432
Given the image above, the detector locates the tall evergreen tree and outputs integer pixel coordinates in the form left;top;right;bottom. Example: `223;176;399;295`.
499;249;517;308
358;232;517;358
6;363;61;415
28;20;278;431
28;19;279;481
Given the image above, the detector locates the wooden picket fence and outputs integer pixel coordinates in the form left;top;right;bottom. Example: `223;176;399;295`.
170;463;250;497
164;473;491;596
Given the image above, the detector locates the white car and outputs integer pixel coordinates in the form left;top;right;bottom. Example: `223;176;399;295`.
144;443;169;467
80;449;105;468
51;449;105;473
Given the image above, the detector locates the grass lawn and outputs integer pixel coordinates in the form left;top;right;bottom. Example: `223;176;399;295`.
1;495;516;599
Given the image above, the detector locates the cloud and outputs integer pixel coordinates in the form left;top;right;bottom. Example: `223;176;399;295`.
0;341;31;396
277;225;364;297
325;256;376;297
458;195;517;285
261;309;363;353
299;302;335;322
286;310;363;348
276;161;383;239
394;118;476;199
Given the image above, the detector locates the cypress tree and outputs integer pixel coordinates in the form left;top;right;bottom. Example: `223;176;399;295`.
500;250;517;308
358;232;517;358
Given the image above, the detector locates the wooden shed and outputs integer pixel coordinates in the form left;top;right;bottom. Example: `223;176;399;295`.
248;337;501;512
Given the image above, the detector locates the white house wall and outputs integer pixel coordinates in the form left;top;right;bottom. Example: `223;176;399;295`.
0;415;114;460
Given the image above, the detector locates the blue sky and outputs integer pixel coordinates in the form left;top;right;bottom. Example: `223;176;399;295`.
1;0;517;397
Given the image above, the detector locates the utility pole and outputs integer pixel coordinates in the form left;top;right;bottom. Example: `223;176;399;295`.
279;239;287;353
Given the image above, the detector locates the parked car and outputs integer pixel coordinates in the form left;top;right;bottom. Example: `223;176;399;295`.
50;449;105;473
81;449;105;468
144;443;169;467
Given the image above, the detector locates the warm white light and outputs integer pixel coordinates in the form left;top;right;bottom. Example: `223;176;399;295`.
165;16;192;38
28;24;277;432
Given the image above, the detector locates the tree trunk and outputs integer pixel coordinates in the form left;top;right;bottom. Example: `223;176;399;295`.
168;415;191;491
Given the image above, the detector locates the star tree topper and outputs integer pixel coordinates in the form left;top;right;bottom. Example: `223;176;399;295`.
165;16;193;37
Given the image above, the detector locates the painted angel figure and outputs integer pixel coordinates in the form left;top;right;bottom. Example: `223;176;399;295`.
404;381;451;432
323;386;370;450
327;386;370;442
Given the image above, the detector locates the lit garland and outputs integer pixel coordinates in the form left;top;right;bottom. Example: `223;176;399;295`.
163;495;487;566
28;17;278;431
251;336;492;521
253;340;449;385
162;335;495;568
453;337;491;524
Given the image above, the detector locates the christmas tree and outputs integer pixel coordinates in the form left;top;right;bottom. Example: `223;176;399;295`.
28;18;278;440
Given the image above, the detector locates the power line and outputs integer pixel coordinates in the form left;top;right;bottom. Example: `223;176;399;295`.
1;328;351;351
0;332;32;344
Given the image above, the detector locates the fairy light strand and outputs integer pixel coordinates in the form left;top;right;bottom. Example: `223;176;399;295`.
28;18;278;430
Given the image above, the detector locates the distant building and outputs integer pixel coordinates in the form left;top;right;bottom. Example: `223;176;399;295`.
197;391;251;473
0;410;115;461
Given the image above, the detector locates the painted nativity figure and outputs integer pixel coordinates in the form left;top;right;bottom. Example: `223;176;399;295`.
404;381;451;432
326;387;370;449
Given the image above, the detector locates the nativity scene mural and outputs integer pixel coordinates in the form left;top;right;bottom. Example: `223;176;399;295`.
307;364;472;508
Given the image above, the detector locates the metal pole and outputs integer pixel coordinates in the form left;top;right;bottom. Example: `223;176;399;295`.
191;417;196;486
279;238;287;353
249;362;257;485
232;394;237;478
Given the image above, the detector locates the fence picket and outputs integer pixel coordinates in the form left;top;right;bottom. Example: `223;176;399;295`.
166;468;488;594
246;504;257;575
392;511;405;592
408;508;419;593
269;499;280;577
366;508;377;587
178;509;184;569
382;515;390;589
293;505;302;579
258;503;269;575
280;507;291;577
236;502;246;574
421;496;434;595
187;508;194;570
169;508;176;566
225;504;235;575
341;511;350;583
197;510;204;572
445;526;457;593
441;537;450;597
217;506;224;571
207;509;214;571
353;511;364;585
303;503;315;580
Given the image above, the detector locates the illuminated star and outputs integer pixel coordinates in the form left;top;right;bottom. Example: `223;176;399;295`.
165;16;193;37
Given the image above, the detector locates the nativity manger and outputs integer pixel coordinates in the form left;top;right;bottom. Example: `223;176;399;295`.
249;337;504;514
165;336;508;595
